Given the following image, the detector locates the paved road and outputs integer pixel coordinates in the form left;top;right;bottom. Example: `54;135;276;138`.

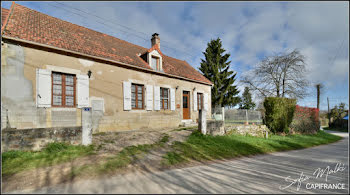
8;131;349;194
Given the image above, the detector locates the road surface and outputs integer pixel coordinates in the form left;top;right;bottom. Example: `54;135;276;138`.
7;130;349;194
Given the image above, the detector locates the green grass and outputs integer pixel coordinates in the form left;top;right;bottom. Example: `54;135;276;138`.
2;142;95;178
70;134;170;177
162;130;342;166
323;126;348;132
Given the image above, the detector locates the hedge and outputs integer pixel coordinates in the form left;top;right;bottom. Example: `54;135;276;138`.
290;105;320;134
263;97;296;133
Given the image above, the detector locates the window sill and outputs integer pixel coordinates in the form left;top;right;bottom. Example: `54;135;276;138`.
51;107;77;111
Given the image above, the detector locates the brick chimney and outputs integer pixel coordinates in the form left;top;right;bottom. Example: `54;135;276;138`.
151;33;160;49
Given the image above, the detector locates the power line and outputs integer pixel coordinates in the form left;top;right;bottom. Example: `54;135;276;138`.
50;1;197;58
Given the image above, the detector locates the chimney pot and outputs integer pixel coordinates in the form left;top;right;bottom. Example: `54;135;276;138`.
151;33;160;49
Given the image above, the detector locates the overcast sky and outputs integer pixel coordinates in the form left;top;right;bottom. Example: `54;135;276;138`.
2;1;349;110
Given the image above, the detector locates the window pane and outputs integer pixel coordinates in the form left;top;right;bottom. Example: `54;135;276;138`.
53;95;62;106
160;100;163;109
53;85;62;95
151;57;157;70
131;85;136;93
132;100;136;108
66;96;74;106
53;74;62;84
137;93;142;100
137;86;142;94
131;92;136;100
66;86;74;96
164;100;168;109
183;96;188;108
138;101;142;108
65;75;74;86
164;89;168;98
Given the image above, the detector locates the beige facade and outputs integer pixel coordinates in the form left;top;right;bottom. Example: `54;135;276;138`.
1;41;212;132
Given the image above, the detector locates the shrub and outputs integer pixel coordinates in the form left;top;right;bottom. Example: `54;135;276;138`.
290;105;320;134
263;97;296;134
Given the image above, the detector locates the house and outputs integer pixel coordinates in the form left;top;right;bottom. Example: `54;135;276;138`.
1;3;212;133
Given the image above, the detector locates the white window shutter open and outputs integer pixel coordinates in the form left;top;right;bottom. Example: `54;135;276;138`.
154;86;160;110
204;92;208;111
146;85;153;110
123;81;131;110
170;88;175;111
77;74;90;108
193;91;197;111
36;69;52;107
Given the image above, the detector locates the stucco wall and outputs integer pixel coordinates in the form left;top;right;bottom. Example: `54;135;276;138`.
1;41;212;132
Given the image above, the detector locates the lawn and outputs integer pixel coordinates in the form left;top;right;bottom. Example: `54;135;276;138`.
2;142;95;178
162;130;342;166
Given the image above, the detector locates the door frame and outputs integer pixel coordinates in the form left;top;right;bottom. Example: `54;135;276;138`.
182;90;191;119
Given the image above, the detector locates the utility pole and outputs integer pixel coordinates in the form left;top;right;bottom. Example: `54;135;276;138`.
327;97;330;127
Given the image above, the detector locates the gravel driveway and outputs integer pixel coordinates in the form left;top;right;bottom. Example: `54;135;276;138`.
7;130;348;194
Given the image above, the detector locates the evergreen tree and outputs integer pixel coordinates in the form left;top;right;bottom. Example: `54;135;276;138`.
239;87;256;110
199;38;240;110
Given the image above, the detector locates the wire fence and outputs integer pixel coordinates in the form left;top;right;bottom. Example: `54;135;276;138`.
224;108;263;125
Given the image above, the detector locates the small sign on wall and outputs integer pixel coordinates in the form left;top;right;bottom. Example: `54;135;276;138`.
177;104;180;108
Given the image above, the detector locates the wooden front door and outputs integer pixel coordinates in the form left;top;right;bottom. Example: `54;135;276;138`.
183;91;190;119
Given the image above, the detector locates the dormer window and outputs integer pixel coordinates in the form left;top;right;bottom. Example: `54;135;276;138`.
151;56;160;71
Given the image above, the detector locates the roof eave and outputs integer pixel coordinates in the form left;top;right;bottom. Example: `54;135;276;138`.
2;35;213;86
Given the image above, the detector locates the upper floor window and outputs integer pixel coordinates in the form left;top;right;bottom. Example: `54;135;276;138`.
160;87;169;110
131;84;144;109
52;72;76;107
151;56;160;71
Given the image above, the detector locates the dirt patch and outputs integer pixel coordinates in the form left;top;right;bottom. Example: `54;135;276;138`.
2;127;195;193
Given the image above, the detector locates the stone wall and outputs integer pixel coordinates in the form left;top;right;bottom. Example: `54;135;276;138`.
225;124;270;138
1;126;82;152
206;120;225;136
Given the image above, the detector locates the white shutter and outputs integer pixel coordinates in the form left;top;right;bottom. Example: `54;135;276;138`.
77;74;90;108
193;91;197;111
204;93;208;111
123;81;131;110
154;86;160;111
170;88;175;111
146;85;153;110
36;69;52;107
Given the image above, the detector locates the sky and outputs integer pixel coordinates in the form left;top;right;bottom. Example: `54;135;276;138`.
2;1;349;111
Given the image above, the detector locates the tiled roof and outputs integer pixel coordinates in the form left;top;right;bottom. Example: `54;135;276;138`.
1;3;212;85
1;8;10;28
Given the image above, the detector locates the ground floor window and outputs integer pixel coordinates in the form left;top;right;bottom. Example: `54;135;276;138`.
131;84;144;109
52;72;76;107
160;87;169;110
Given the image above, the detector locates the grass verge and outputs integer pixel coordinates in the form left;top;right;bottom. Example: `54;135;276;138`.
162;130;342;166
70;134;170;177
323;126;348;132
2;142;95;178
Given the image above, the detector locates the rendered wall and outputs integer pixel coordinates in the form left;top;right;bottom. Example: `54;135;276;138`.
1;41;212;132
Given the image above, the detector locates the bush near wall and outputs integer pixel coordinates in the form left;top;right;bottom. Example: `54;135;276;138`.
263;97;296;134
290;105;320;134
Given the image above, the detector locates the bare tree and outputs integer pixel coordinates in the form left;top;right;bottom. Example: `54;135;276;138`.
242;49;309;99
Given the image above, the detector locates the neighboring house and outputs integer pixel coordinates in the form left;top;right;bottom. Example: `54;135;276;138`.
1;3;213;133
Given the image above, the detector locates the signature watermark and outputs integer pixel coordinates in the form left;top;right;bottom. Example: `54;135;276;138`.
279;162;347;191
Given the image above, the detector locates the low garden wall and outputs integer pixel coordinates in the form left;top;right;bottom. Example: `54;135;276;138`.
1;126;82;152
225;124;270;137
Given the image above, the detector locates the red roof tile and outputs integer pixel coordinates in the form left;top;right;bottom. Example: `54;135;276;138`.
1;8;10;28
2;3;212;85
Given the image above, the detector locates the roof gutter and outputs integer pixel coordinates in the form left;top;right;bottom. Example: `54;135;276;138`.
2;35;213;86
